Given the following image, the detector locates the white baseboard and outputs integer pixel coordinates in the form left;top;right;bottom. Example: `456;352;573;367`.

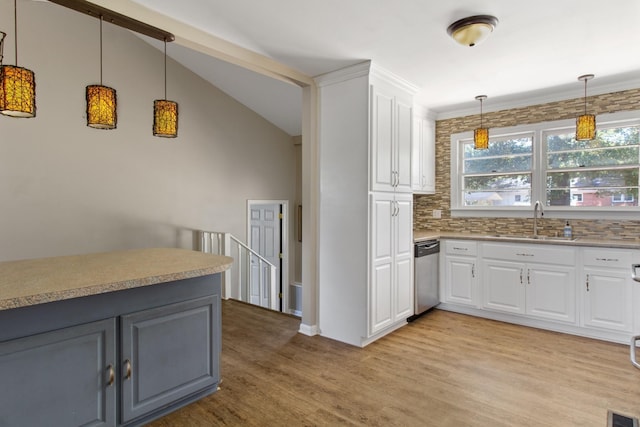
298;323;319;336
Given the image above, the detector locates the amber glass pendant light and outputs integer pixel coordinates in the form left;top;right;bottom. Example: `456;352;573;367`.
153;40;178;138
575;74;595;141
86;16;116;129
0;0;36;118
474;95;489;150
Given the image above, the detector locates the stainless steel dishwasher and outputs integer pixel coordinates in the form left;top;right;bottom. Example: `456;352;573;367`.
408;239;439;321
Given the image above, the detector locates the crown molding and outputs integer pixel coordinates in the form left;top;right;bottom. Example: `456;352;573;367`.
432;73;640;121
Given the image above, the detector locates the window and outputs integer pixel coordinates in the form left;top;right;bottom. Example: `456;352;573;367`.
450;111;640;219
459;133;533;207
545;125;639;207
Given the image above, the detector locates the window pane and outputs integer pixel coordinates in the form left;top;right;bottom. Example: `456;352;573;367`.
547;169;638;188
464;137;533;158
463;174;531;206
464;190;532;206
546;169;639;206
547;146;639;169
465;154;532;174
547;187;638;207
547;127;640;152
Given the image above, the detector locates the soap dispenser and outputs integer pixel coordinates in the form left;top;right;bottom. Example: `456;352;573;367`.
563;221;572;238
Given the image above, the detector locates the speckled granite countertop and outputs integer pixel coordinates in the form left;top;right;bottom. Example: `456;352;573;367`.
0;248;233;311
414;230;640;250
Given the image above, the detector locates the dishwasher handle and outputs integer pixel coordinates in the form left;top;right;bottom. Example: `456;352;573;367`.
415;240;439;257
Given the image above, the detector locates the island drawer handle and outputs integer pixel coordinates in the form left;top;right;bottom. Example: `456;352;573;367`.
124;359;132;380
453;247;468;251
516;253;534;257
106;364;115;387
596;257;619;262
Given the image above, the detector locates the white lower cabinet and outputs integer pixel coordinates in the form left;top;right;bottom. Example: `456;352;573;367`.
581;248;635;333
481;243;576;324
370;192;413;335
442;240;478;307
440;238;640;343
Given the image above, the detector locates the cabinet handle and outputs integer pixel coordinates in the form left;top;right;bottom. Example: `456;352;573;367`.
106;364;115;387
394;201;399;217
586;274;590;292
596;257;619;262
453;247;468;251
516;253;534;257
520;269;523;284
527;269;530;285
124;359;132;380
632;335;640;369
472;264;475;278
394;171;399;187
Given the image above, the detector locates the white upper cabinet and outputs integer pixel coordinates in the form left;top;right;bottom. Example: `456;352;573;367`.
412;111;436;194
370;75;414;193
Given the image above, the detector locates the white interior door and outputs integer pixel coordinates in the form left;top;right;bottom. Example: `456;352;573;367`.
249;203;281;309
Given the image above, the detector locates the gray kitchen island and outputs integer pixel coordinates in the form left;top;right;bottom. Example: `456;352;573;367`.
0;247;233;427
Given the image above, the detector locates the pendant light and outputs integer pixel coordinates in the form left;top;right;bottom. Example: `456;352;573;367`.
86;16;116;129
576;74;595;141
474;95;489;150
153;39;178;138
0;0;36;118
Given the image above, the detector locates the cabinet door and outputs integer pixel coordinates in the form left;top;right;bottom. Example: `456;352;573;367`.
0;318;116;427
371;86;395;192
582;268;633;332
394;194;414;321
370;194;394;334
482;259;526;314
412;116;435;194
394;98;413;193
444;255;477;307
526;264;576;323
121;296;220;423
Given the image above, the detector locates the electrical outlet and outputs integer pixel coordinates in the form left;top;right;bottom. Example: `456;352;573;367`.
433;210;442;219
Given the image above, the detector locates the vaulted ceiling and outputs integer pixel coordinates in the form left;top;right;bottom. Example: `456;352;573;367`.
129;0;640;135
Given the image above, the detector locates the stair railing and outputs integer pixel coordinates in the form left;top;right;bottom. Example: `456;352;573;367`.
199;230;278;311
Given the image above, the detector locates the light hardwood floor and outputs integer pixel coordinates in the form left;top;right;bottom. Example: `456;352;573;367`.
149;300;640;426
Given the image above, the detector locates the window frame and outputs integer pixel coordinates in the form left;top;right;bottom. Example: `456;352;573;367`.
450;110;640;220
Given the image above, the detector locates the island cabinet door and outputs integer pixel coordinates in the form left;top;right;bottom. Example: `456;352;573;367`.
120;295;220;424
0;318;117;427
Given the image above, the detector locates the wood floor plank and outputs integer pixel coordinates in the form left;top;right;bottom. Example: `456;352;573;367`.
148;300;640;426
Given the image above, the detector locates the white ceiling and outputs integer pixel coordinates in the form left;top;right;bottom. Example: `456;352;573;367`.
131;0;640;136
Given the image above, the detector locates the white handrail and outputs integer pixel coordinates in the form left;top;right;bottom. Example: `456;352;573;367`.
199;230;278;311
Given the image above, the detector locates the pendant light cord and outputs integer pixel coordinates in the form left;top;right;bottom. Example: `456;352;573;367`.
583;78;587;115
480;97;483;127
14;0;18;66
99;15;103;85
163;39;167;100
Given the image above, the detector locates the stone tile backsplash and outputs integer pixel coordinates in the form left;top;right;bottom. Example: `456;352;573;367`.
414;88;640;241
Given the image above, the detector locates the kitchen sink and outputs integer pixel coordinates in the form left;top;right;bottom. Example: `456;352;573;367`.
488;234;577;242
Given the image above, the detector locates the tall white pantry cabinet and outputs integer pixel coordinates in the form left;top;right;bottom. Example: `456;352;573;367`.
316;61;417;347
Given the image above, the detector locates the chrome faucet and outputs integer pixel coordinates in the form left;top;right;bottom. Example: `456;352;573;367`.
533;200;544;237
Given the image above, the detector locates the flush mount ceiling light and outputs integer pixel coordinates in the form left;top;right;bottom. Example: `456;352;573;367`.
447;15;498;47
0;0;36;118
86;16;116;129
474;95;489;150
153;40;178;138
576;74;596;141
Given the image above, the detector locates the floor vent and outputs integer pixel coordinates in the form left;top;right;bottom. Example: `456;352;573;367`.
608;410;639;427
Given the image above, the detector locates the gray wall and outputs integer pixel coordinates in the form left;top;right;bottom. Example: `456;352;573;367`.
0;2;296;261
